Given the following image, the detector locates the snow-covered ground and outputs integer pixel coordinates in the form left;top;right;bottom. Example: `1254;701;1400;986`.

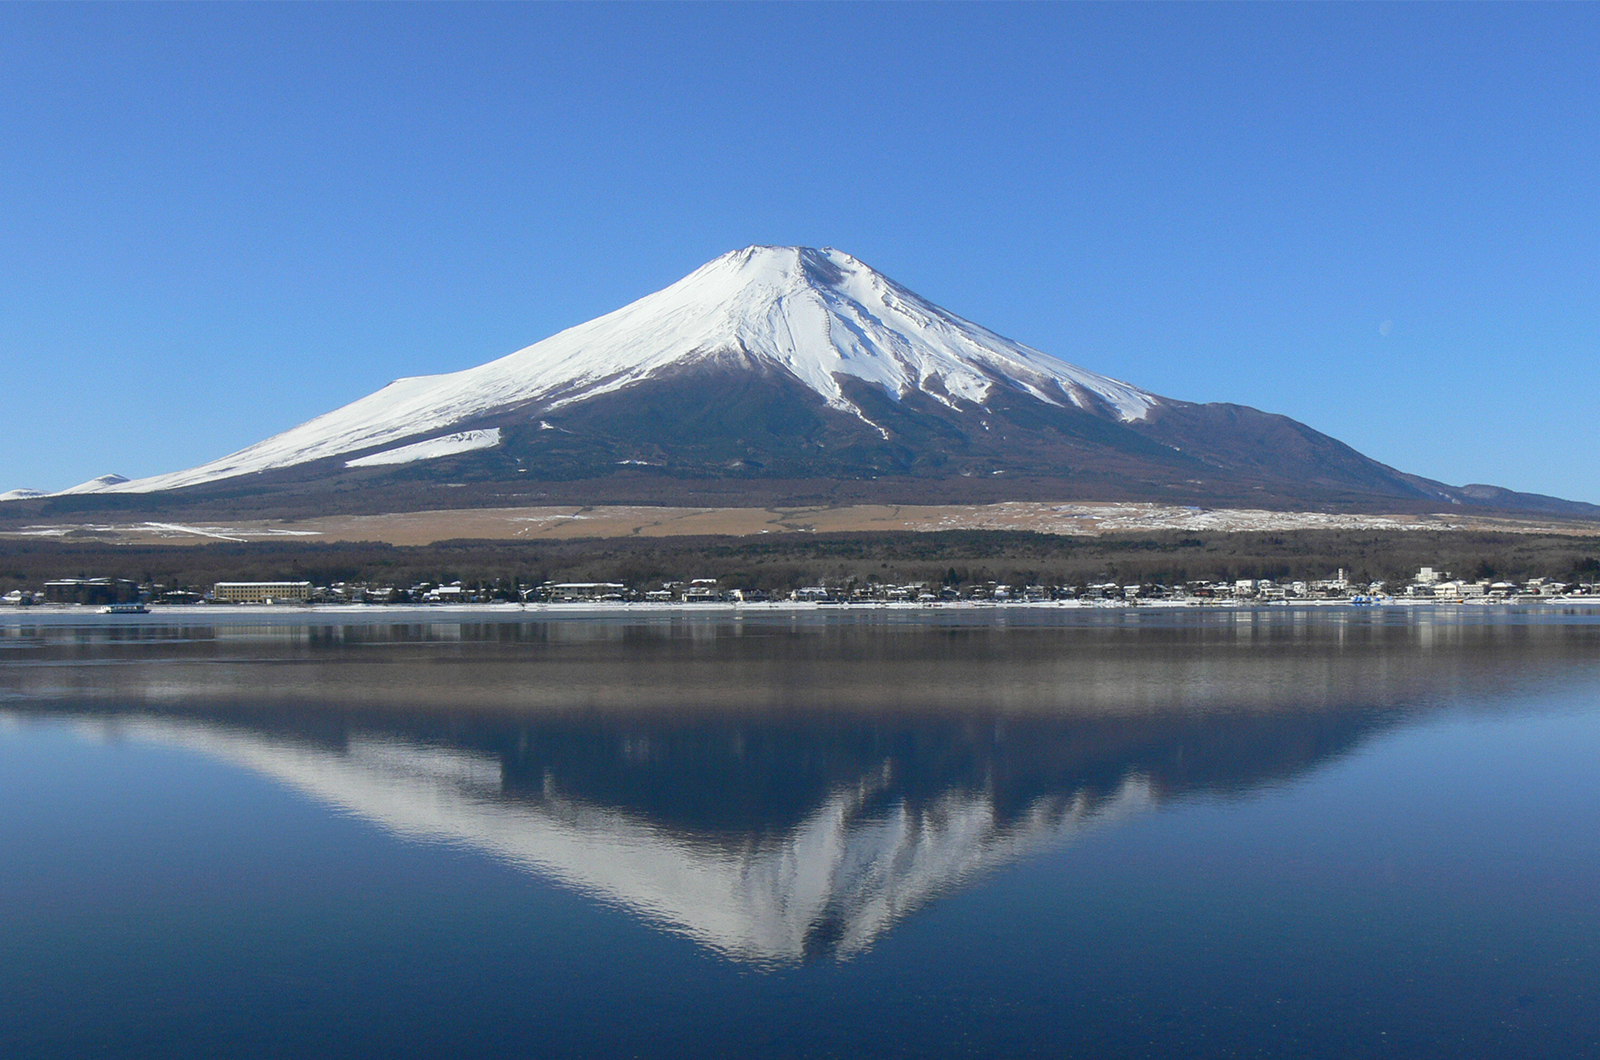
1;521;324;542
917;502;1468;535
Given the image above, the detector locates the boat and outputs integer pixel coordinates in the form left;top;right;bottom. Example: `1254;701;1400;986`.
101;603;150;614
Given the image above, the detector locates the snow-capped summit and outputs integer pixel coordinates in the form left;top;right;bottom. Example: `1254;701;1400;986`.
92;246;1161;494
15;245;1592;516
534;245;1163;425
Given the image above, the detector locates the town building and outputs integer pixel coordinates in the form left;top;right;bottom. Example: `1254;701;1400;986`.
543;582;628;602
212;581;313;604
43;578;141;605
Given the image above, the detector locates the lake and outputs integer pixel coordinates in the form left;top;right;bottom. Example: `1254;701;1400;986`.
3;606;1599;1058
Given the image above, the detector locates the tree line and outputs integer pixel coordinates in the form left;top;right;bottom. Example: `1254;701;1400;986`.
4;529;1600;596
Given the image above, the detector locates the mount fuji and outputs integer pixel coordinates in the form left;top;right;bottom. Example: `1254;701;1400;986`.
12;246;1595;517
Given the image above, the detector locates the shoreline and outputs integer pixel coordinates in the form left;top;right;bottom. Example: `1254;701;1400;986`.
4;597;1600;626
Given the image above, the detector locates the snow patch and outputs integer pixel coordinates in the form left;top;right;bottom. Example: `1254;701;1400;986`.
0;489;45;502
140;522;247;542
344;429;501;468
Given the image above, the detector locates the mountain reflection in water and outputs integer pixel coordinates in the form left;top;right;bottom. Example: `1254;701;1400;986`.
4;608;1598;965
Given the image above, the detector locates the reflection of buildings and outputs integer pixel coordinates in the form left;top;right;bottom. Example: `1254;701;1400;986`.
6;606;1595;719
28;704;1390;965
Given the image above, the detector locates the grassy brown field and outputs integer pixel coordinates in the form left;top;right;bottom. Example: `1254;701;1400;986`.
5;501;1600;549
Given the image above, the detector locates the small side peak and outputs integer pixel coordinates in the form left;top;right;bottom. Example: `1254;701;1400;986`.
50;472;131;497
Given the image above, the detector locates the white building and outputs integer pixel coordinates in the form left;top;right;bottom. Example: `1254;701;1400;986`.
545;583;626;602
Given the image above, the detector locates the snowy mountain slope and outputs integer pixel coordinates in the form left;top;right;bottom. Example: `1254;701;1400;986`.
86;247;1162;494
10;245;1593;517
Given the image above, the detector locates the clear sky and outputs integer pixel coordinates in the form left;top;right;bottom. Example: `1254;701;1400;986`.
3;3;1597;501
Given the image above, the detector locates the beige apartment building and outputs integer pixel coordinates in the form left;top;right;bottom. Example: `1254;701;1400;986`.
212;581;313;604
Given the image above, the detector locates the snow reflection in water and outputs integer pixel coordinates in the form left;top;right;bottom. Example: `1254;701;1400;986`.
59;712;1151;964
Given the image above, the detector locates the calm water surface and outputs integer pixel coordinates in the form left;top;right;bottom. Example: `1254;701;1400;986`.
2;607;1599;1058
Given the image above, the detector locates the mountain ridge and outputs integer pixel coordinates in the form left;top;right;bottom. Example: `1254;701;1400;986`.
6;245;1596;520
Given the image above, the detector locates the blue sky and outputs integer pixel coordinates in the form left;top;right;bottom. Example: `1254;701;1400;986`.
3;3;1597;501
